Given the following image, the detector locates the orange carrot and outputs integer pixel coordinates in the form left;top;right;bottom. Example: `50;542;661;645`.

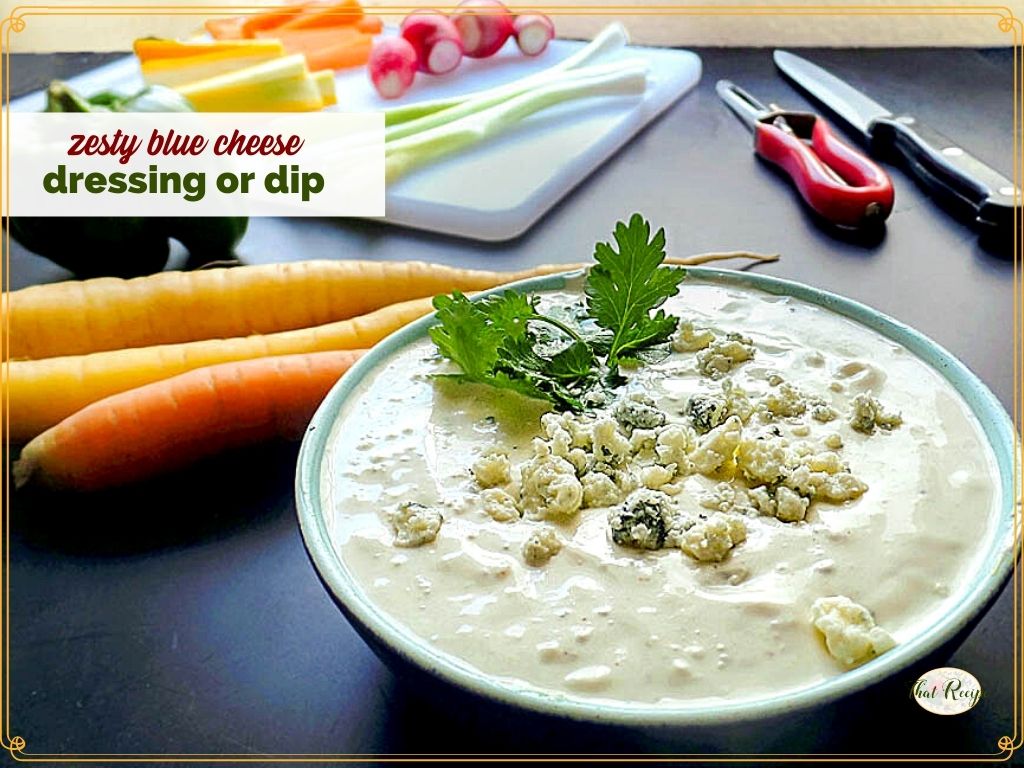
239;2;312;37
208;2;377;40
205;16;247;40
353;15;383;34
255;25;367;47
255;26;374;69
14;350;365;491
276;0;365;30
303;34;374;70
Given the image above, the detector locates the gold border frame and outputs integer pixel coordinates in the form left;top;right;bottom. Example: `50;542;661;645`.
0;2;1020;762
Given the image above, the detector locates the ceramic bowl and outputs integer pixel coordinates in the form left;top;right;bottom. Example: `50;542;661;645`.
296;267;1017;726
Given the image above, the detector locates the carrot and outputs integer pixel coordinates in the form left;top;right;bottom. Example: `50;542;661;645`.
5;296;435;443
302;33;374;70
352;15;383;34
276;0;365;30
205;16;247;40
239;2;312;37
256;27;374;69
6;254;780;361
255;25;365;46
4;261;570;360
14;350;365;491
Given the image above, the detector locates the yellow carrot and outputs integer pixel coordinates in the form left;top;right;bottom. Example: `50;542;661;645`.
5;296;433;443
5;254;777;360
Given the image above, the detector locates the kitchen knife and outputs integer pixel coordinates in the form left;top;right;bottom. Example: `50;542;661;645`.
774;50;1018;236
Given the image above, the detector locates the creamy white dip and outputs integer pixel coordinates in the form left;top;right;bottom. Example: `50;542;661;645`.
320;279;1001;707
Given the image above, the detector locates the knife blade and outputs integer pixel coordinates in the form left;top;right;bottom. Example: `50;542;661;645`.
774;50;1018;236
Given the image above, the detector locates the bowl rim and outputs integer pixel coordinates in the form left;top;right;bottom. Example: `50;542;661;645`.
295;266;1018;727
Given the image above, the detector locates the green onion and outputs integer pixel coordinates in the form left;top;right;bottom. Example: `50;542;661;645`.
383;21;630;138
385;60;647;182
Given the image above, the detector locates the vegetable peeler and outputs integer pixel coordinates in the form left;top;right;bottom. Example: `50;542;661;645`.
716;80;894;228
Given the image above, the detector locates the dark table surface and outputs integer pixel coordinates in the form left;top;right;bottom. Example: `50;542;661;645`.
5;47;1019;760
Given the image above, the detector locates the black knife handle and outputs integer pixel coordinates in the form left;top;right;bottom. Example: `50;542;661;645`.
871;117;1017;234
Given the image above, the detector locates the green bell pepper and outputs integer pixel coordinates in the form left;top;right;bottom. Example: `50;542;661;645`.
8;82;249;278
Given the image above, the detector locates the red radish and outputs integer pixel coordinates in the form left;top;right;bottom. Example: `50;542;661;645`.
513;13;554;56
401;11;463;75
368;37;418;99
450;0;514;59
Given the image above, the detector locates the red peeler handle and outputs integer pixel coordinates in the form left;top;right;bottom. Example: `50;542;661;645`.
755;117;895;227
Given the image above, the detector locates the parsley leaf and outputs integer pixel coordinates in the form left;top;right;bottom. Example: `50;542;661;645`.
429;293;549;402
429;214;686;411
585;213;686;375
429;292;499;379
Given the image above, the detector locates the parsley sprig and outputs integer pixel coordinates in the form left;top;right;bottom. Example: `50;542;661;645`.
429;214;684;411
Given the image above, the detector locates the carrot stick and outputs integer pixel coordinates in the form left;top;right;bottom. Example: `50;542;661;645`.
14;350;365;491
5;254;778;361
353;15;383;34
276;0;365;30
205;16;247;40
255;26;374;69
255;25;366;47
5;296;434;443
302;34;373;70
239;2;313;37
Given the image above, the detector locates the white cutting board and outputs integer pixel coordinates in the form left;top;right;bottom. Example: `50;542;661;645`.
10;37;701;241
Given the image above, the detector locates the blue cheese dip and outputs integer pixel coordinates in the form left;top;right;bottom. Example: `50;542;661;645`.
320;279;1001;706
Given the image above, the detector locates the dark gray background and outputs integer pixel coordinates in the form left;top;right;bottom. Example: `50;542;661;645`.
5;47;1018;759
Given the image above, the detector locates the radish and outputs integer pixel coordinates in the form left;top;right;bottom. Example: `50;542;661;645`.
513;13;554;57
451;0;514;59
368;37;418;99
401;11;464;75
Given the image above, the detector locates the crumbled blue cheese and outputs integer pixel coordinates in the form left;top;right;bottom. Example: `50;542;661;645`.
519;441;584;520
811;403;838;423
614;394;667;431
463;338;871;566
581;472;623;508
699;482;756;516
721;380;755;423
749;485;810;522
639;464;676;491
762;383;807;418
629;428;659;455
608;489;676;550
672;320;715;352
390;502;443;547
734;431;867;507
522;526;563;566
690;416;743;475
785;451;867;503
811;595;896;666
735;432;790;486
655;424;697;470
590;417;633;468
696;333;755;379
679;513;747;562
687;393;728;434
824;433;844;450
472;450;512;488
849;393;903;434
540;413;590;473
481;488;520;522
